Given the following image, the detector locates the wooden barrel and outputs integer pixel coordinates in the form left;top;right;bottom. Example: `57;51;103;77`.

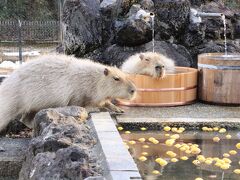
198;53;240;104
118;67;198;107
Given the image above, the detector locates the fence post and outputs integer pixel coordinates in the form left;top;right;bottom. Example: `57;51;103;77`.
18;19;23;64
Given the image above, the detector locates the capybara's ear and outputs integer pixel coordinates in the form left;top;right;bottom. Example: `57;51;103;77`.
104;68;109;76
139;53;144;60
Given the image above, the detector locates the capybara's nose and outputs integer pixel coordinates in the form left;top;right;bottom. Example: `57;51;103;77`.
156;65;164;71
155;65;161;70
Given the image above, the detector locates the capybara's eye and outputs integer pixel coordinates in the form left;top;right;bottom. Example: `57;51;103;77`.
145;59;150;61
113;77;120;81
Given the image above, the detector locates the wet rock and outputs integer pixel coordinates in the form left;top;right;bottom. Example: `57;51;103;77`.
102;41;193;67
62;0;102;57
154;0;191;41
199;1;236;40
19;106;102;180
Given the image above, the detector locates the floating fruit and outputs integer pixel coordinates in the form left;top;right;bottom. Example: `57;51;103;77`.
191;147;201;154
165;139;175;146
185;150;191;154
165;133;170;137
215;162;222;167
140;127;147;131
226;134;232;139
229;150;237;155
141;152;148;156
202;127;208;131
213;127;219;131
125;131;131;134
152;139;159;144
142;145;150;149
205;159;213;165
170;134;180;139
138;156;147;162
223;158;232;164
207;128;213;132
171;127;178;132
192;160;201;166
155;158;168;166
213;136;220;142
166;151;177;158
219;128;226;133
236;143;240;149
220;163;230;170
233;169;240;174
171;158;178;163
174;144;181;148
180;146;188;152
128;140;136;145
138;138;146;142
197;155;206;162
179;127;185;132
223;153;230;158
152;170;160;175
117;126;123;131
148;137;155;142
180;156;188;161
195;178;203;180
163;126;171;132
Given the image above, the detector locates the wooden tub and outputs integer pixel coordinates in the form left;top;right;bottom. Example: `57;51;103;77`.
118;67;198;107
198;53;240;105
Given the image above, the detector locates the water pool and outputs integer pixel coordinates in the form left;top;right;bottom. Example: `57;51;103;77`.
119;126;240;180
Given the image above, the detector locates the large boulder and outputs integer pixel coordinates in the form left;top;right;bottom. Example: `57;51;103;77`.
115;8;153;46
19;106;102;180
101;40;193;67
154;0;191;41
62;0;102;57
100;0;122;44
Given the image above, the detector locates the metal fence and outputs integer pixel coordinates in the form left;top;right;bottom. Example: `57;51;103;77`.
0;20;60;42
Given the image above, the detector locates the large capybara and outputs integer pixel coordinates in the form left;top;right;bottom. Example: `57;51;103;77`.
121;52;175;78
0;54;136;131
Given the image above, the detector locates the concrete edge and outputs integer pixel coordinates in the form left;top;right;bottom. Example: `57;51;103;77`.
116;117;240;129
89;112;142;180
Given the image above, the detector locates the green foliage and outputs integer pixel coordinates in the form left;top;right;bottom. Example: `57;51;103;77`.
0;0;59;20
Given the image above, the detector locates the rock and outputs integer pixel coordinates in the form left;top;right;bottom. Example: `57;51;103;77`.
33;106;88;137
190;40;240;66
182;23;206;48
0;138;30;179
115;8;153;46
19;106;102;180
121;0;141;16
102;41;193;67
199;1;236;40
189;0;207;7
154;0;191;41
139;0;154;11
62;0;102;57
100;0;122;44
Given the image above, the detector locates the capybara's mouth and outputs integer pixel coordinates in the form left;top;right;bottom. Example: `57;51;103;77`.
155;69;166;78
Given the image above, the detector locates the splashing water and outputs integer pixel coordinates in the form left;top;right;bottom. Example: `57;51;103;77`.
150;13;155;53
221;15;227;55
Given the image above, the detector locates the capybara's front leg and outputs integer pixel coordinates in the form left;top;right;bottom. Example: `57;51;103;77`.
98;100;124;113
